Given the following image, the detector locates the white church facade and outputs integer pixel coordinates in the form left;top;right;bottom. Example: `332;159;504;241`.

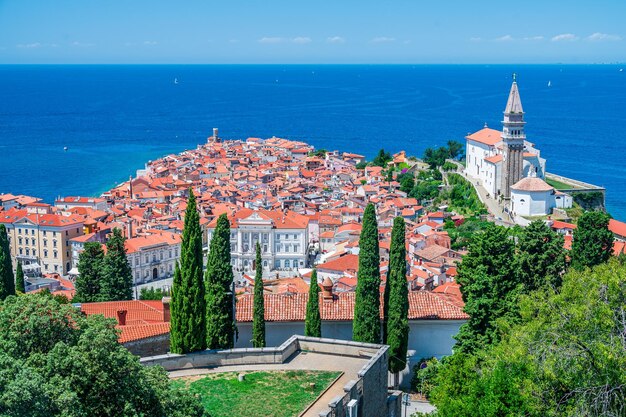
465;76;572;217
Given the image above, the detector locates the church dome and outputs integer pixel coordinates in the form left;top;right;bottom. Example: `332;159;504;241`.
511;177;554;192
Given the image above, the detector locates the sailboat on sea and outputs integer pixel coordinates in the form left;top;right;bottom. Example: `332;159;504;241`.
547;80;552;87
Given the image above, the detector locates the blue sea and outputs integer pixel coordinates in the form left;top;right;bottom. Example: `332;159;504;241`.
1;65;625;219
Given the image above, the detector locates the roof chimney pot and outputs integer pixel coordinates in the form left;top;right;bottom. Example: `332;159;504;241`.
116;309;128;326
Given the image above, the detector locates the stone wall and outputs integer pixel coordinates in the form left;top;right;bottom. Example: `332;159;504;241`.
124;334;170;357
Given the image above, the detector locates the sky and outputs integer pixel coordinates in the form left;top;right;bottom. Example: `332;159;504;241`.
1;0;625;64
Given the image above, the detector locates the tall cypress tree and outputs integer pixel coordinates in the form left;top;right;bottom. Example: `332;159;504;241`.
385;217;409;385
252;242;265;348
305;268;322;338
170;189;207;354
205;213;236;349
0;225;15;300
353;203;382;344
74;242;105;302
15;261;25;293
100;228;133;301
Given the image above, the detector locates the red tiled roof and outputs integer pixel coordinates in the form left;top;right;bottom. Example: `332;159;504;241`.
466;128;502;146
235;291;468;322
609;219;626;238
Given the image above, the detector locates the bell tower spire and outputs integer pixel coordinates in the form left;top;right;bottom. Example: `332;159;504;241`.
500;74;526;199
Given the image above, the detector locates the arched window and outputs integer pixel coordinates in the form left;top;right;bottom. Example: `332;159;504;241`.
284;260;290;268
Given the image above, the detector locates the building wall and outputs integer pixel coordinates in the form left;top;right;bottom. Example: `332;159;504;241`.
465;140;495;179
511;190;552;217
127;243;180;285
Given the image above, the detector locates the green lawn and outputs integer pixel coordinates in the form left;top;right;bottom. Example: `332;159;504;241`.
173;370;342;417
545;177;576;190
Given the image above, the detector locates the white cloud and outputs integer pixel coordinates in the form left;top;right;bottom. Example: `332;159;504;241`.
587;32;622;41
551;33;578;42
371;36;395;43
143;41;158;45
258;37;285;44
71;41;95;47
292;37;312;44
523;36;544;41
16;42;41;48
326;36;345;44
495;35;514;42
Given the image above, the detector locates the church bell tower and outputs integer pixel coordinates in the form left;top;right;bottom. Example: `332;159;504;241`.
501;74;526;199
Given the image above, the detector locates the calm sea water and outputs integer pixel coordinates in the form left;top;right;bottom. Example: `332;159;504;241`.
1;65;625;219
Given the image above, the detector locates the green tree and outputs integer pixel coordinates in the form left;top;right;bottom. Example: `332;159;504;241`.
398;173;415;194
252;242;266;348
517;220;566;289
455;224;519;353
0;293;207;417
14;260;25;293
74;241;105;303
571;210;614;270
0;224;15;300
372;148;392;167
205;213;236;349
353;203;381;344
139;287;167;300
99;228;133;301
305;269;322;338
429;259;626;417
385;217;409;387
170;189;207;354
446;140;464;160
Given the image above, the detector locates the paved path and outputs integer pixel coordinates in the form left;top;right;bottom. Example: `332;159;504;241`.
169;350;367;417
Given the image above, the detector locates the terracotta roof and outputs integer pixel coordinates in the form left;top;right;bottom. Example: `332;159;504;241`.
609;219;626;237
466;128;502;146
316;254;359;273
511;177;554;192
236;291;467;322
484;154;503;164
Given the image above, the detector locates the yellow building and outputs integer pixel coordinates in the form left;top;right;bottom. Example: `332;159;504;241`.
0;207;84;276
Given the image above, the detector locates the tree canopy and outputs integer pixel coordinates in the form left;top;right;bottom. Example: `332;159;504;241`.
571;210;614;270
74;241;105;303
0;225;15;300
252;242;265;348
305;269;322;338
99;228;133;301
205;213;236;349
0;293;206;417
353;203;381;344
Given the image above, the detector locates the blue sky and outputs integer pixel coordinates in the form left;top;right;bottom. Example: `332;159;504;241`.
1;0;625;64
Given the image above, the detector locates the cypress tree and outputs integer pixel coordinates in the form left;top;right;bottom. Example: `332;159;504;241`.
0;224;15;300
170;189;207;354
100;228;133;301
353;203;382;344
252;242;265;348
74;241;105;302
571;211;614;270
305;268;322;338
385;217;409;385
15;261;25;293
205;213;236;349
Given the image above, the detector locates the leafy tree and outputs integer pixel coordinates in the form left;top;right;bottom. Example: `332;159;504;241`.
455;224;519;353
571;210;614;270
430;259;626;417
398;173;415;194
205;213;236;349
0;293;206;417
409;179;441;202
517;220;566;289
353;203;381;344
74;241;105;303
355;161;368;170
14;261;25;293
372;148;392;167
252;242;265;348
385;217;409;386
170;189;207;354
139;287;167;300
305;269;322;338
99;228;133;301
446;140;464;160
0;224;14;300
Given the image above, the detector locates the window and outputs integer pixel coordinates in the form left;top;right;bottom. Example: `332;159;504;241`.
160;252;163;260
293;234;297;240
18;237;22;245
43;239;47;247
65;231;68;236
263;260;268;267
31;238;35;245
33;250;36;256
18;228;21;234
43;231;47;236
54;265;58;271
76;228;80;233
284;260;290;268
145;256;149;263
53;251;58;259
31;229;34;235
175;248;179;257
53;240;57;247
44;250;48;257
19;248;23;255
26;248;30;256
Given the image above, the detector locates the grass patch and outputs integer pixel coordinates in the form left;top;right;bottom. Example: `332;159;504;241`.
545;178;576;190
173;370;341;417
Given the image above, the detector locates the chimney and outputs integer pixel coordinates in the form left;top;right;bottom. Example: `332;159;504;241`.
321;277;334;301
162;297;171;322
116;309;127;326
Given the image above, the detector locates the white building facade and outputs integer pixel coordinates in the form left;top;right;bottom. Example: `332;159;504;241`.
125;232;181;285
207;209;310;274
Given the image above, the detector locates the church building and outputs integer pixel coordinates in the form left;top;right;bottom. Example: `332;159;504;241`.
465;75;572;217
